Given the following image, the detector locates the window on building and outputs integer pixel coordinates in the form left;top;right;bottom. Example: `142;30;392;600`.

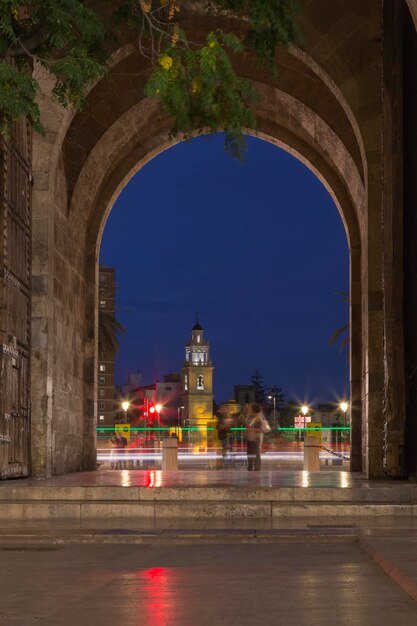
99;365;106;372
99;402;105;410
99;415;105;421
197;375;204;390
99;389;105;398
197;335;200;343
99;376;105;384
100;300;106;307
184;374;188;391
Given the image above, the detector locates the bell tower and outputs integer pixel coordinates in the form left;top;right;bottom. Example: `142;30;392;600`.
181;315;214;441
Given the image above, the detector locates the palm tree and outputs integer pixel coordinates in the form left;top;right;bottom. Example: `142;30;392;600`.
98;282;125;359
329;292;349;354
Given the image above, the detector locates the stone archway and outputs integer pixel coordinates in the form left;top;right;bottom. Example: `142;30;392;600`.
30;0;412;479
75;86;365;471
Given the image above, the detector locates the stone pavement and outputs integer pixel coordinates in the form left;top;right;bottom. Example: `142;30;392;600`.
2;469;417;623
1;537;417;625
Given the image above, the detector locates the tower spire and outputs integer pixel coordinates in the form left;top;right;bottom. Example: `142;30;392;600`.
192;311;203;331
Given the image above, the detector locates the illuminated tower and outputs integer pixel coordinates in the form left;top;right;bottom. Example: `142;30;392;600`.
181;315;214;442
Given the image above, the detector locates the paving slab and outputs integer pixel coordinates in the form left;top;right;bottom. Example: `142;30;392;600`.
1;541;417;625
359;536;417;602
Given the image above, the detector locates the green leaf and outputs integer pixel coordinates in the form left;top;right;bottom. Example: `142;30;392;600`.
0;0;299;158
0;62;42;134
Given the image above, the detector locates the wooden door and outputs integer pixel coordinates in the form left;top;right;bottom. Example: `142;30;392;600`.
0;117;31;479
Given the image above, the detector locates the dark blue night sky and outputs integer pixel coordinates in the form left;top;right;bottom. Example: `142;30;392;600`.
100;133;349;405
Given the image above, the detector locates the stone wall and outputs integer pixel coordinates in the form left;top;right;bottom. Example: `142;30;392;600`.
31;149;88;475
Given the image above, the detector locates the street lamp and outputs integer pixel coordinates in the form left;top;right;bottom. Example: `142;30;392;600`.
121;400;130;423
340;401;349;427
301;405;309;422
268;395;276;432
300;405;309;442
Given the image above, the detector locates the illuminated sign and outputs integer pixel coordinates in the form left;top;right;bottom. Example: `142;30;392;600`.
294;415;312;428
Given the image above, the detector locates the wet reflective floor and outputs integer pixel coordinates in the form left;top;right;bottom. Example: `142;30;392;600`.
1;541;417;625
8;469;371;489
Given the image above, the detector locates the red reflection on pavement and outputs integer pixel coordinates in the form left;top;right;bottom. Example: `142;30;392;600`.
145;567;166;580
145;469;162;488
141;567;179;625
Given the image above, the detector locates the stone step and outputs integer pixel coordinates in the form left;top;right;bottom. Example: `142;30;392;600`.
1;484;417;503
0;499;415;520
0;528;359;546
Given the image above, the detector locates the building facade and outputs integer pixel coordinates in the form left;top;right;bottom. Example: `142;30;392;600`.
234;385;256;408
97;266;117;427
181;320;214;444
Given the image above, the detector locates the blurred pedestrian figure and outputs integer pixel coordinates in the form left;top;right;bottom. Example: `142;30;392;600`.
109;434;119;470
216;404;237;467
245;403;265;471
117;432;128;469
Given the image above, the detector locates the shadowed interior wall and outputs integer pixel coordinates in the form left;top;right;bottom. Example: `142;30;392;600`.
403;3;417;480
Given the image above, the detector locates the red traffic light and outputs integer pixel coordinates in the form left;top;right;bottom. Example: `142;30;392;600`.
149;405;156;414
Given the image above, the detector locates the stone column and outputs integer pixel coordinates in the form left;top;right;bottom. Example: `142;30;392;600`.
363;191;385;478
82;247;98;471
381;0;407;477
31;132;55;478
349;245;362;472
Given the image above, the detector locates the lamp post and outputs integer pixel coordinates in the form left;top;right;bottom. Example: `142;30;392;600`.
268;395;276;433
121;401;130;423
340;401;349;444
301;405;309;442
340;401;348;426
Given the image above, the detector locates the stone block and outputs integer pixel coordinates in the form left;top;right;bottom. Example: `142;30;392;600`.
272;503;414;517
0;502;81;520
139;487;292;502
154;502;271;519
80;502;155;519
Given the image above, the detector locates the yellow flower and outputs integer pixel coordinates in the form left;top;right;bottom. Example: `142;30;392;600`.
159;55;173;70
192;79;201;95
11;8;19;20
208;40;216;49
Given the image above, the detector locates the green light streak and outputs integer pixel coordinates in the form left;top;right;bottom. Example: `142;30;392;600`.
96;426;350;432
